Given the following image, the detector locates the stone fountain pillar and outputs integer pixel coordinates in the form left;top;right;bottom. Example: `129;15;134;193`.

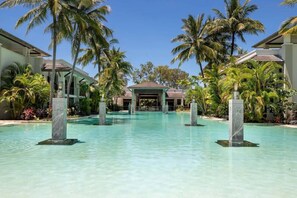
162;90;166;113
128;103;131;114
131;89;135;114
52;97;67;140
165;102;169;114
217;83;258;147
38;81;77;145
99;97;106;125
229;85;244;146
52;82;67;140
190;99;198;126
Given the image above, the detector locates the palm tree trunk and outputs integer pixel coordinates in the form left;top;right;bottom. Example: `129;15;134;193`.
91;38;102;98
198;62;205;79
198;62;206;88
49;15;57;108
98;59;101;82
67;38;81;106
230;31;235;56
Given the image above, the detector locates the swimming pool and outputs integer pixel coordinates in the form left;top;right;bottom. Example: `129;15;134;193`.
0;112;296;197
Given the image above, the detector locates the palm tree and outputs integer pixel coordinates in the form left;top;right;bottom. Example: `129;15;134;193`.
99;48;132;99
213;0;264;56
63;0;111;105
281;0;297;6
0;0;72;107
171;14;222;79
78;36;115;87
185;85;207;115
280;0;297;34
203;63;227;116
0;62;31;90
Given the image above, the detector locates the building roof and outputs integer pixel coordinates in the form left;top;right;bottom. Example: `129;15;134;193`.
121;88;132;99
252;55;283;62
252;31;283;48
166;88;184;98
0;29;50;57
42;59;96;83
236;49;283;64
128;81;168;89
42;60;72;71
167;92;184;98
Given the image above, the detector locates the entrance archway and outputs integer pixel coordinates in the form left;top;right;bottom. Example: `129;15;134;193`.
138;94;159;111
128;82;168;112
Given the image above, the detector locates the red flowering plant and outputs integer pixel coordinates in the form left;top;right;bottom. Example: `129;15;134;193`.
21;108;36;120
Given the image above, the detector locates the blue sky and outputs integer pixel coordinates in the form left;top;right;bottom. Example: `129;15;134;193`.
0;0;295;83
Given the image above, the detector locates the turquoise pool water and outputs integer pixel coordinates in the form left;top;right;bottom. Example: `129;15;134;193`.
0;112;297;198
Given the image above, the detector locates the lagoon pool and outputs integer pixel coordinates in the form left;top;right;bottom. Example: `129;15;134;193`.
0;112;297;198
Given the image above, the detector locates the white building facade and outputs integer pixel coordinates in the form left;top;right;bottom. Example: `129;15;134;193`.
42;59;96;106
236;32;297;101
0;29;50;119
0;29;96;119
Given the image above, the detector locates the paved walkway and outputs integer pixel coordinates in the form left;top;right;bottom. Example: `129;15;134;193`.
0;120;51;126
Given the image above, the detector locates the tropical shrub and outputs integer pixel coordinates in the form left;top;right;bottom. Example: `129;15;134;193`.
185;60;295;122
185;86;207;115
79;98;91;116
21;108;36;120
239;61;286;122
176;105;186;112
80;82;89;97
0;68;50;119
0;62;31;90
108;104;122;111
89;85;100;113
35;108;48;119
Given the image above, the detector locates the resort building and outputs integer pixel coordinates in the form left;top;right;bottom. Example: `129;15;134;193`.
236;32;297;101
0;29;50;82
0;29;50;119
0;29;96;119
114;81;185;111
42;59;96;106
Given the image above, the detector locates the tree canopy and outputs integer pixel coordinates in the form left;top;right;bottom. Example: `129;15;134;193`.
212;0;264;56
132;62;189;89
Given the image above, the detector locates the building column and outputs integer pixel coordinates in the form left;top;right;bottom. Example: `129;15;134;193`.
181;93;184;106
162;89;166;112
60;75;65;98
77;79;80;102
25;48;30;64
282;34;296;101
74;76;79;103
131;89;135;113
174;99;177;109
0;43;2;88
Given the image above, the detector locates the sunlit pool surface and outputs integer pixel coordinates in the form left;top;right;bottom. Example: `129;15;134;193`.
0;112;297;198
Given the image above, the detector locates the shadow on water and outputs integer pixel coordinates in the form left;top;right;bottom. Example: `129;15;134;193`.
68;111;167;126
245;123;279;127
107;112;130;116
68;116;141;126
